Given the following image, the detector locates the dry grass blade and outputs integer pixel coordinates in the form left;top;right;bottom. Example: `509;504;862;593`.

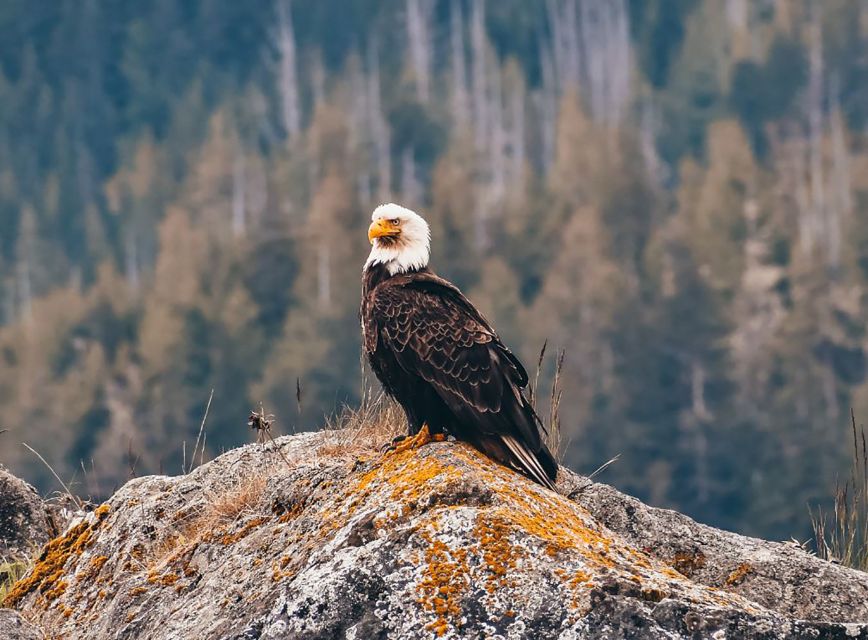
22;442;82;509
317;392;406;458
0;557;31;604
189;388;214;474
545;348;566;461
529;340;547;409
588;454;620;480
811;408;868;569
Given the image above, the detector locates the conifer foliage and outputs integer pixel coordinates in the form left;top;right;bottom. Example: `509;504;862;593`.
1;0;868;539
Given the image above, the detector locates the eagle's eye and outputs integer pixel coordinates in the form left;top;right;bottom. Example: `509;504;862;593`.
389;218;400;226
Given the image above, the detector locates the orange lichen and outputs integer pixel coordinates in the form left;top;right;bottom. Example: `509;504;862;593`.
725;562;754;586
276;501;306;523
220;516;269;545
147;571;179;587
94;504;111;520
474;516;521;593
129;586;148;597
669;550;706;577
86;556;109;576
417;531;469;637
3;505;110;607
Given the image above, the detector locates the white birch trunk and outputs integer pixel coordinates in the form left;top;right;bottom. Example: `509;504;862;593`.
471;0;488;152
317;242;331;309
231;149;246;237
827;87;850;269
406;0;433;104
508;75;525;182
276;0;301;140
807;16;825;254
400;148;421;206
450;0;471;129
538;40;557;172
16;257;32;324
368;42;392;201
489;65;506;200
125;229;139;291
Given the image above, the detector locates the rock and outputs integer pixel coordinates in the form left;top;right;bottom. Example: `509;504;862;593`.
0;467;57;560
564;472;868;623
6;430;868;639
0;609;45;640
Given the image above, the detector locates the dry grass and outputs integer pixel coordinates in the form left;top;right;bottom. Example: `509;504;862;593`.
203;473;269;524
812;409;868;570
0;557;31;603
147;469;273;573
317;389;406;458
529;342;567;462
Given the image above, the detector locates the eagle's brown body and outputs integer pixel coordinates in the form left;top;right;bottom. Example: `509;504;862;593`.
361;262;558;489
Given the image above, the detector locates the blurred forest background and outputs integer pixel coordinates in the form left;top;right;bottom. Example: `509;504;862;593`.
1;0;867;541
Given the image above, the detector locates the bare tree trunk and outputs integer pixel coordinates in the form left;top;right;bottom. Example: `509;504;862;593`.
16;257;32;325
639;96;664;185
311;52;326;111
690;360;713;421
400;148;421;206
792;135;813;254
15;207;36;325
450;0;471;129
368;41;392;201
507;70;526;182
317;242;331;310
546;0;581;92
726;0;748;29
537;40;557;172
406;0;433;104
275;0;301;140
125;229;139;291
349;54;372;204
489;65;505;201
471;0;488;152
232;149;246;237
1;272;13;325
246;155;268;231
806;15;825;256
827;81;850;269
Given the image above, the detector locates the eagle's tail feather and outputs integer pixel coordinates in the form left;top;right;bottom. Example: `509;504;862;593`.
500;434;557;490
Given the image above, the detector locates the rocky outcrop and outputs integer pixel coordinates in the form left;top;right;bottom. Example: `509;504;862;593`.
0;467;57;561
0;609;45;640
5;430;868;639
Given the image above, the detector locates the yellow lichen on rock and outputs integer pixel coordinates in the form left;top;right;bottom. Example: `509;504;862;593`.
3;505;111;608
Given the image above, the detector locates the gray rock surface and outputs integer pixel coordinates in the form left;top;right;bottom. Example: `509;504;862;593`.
5;430;868;639
0;609;45;640
564;472;868;622
0;467;56;560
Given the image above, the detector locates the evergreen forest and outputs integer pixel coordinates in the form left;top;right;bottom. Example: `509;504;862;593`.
2;0;868;541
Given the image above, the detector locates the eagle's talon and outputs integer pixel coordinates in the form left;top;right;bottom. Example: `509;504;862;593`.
387;424;445;454
380;435;407;453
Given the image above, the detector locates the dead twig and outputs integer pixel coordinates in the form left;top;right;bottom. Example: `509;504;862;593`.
249;404;294;469
22;442;82;509
189;388;214;474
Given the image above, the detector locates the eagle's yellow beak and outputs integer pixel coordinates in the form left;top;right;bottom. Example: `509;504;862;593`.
368;219;400;244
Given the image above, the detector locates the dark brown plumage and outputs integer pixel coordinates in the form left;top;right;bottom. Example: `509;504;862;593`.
361;262;558;489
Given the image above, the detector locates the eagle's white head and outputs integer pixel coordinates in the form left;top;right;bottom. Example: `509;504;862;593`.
364;203;431;275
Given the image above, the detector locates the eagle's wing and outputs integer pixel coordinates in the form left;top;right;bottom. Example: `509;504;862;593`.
369;273;557;488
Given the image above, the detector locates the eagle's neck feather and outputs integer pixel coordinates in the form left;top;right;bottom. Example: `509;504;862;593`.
364;241;429;276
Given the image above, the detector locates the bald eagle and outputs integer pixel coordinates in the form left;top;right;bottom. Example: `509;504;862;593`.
361;203;558;489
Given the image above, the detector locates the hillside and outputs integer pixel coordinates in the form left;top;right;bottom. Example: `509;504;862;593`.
4;1;868;541
3;428;868;639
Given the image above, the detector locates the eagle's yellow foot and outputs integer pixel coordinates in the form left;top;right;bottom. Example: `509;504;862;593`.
388;424;445;454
